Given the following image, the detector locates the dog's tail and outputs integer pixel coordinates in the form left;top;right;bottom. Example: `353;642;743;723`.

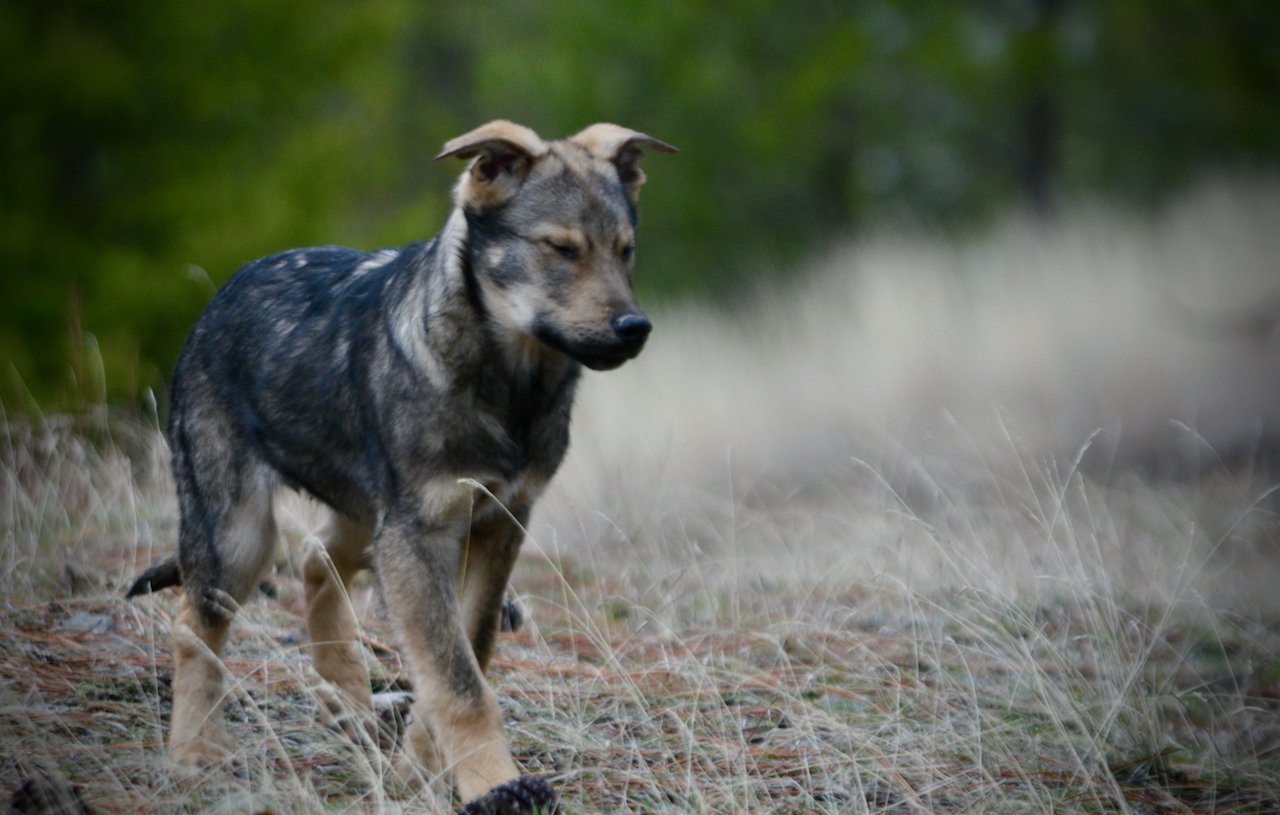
125;556;182;598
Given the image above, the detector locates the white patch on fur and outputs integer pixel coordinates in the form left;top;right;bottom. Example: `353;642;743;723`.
352;248;400;279
451;174;470;210
391;281;447;386
438;208;469;265
475;279;551;376
273;316;299;339
419;478;477;526
454;473;538;525
429;209;470;310
485;282;541;334
219;466;281;601
387;214;471;388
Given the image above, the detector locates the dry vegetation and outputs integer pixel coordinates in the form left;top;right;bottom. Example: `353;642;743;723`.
3;182;1279;813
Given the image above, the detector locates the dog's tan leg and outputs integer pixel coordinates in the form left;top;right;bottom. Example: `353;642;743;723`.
167;461;277;766
377;510;520;803
169;593;231;765
397;512;525;789
458;512;527;672
398;708;445;784
303;513;373;708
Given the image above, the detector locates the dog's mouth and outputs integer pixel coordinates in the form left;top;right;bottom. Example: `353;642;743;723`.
532;321;649;371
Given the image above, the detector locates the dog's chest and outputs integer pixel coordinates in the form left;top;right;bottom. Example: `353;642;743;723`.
468;393;571;479
421;362;576;485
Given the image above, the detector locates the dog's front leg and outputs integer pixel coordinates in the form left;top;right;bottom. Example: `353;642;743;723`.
375;511;520;803
303;513;374;708
459;509;529;673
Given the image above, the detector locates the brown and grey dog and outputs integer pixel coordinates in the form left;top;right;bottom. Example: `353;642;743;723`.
127;121;675;813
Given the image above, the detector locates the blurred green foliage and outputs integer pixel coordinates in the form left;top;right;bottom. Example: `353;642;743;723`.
3;0;1278;410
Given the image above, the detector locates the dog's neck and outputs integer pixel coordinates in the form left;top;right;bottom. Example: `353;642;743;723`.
394;208;576;398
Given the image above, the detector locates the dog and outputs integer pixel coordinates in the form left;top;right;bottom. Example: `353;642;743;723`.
127;120;674;813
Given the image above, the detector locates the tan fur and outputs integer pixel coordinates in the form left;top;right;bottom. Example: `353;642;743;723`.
428;690;519;801
398;713;445;783
396;683;517;799
168;595;231;764
436;120;549;162
569;123;677;201
451;163;528;213
548;268;637;340
370;481;526;796
458;484;542;670
167;467;276;765
303;514;373;707
439;120;550;213
568;123;677;161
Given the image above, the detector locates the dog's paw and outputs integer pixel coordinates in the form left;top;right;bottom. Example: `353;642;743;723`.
499;593;523;632
168;738;231;772
371;689;414;749
198;587;240;623
457;775;557;815
9;773;94;814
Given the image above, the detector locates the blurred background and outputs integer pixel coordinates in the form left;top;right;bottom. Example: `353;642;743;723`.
2;0;1279;414
5;7;1280;806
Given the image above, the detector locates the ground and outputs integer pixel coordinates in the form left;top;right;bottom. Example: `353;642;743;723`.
4;188;1280;812
1;416;1278;813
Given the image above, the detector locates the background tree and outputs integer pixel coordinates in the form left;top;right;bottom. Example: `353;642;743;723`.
3;0;1278;410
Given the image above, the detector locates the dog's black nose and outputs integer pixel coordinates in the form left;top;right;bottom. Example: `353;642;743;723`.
612;312;652;343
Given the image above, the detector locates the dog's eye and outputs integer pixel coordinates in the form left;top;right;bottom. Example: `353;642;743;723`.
619;244;635;261
545;240;580;261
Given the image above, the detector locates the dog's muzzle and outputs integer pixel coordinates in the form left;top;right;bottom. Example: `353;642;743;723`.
534;310;652;371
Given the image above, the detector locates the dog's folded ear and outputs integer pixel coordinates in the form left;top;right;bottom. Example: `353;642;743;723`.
437;120;549;211
570;124;678;201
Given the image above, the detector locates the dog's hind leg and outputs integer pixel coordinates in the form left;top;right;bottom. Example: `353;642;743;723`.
169;591;233;765
169;440;279;765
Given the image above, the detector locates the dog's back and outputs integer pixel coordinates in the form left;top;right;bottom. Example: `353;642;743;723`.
170;243;430;523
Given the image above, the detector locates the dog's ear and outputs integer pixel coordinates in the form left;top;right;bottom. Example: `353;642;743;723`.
436;120;549;211
570;124;677;201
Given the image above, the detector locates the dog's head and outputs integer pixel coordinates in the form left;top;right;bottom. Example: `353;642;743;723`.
438;121;676;371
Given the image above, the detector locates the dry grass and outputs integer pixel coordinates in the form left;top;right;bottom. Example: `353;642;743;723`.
3;181;1279;813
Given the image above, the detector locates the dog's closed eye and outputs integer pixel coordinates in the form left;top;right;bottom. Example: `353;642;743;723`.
543;239;581;261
